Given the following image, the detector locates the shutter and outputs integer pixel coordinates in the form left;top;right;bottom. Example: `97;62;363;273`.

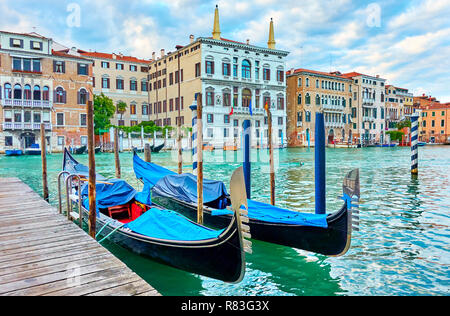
77;63;80;75
63;91;67;104
107;78;110;89
77;91;80;105
212;62;215;74
62;62;66;74
181;69;183;82
53;61;56;72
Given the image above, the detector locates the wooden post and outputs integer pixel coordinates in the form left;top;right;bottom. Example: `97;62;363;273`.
87;100;96;238
144;143;151;162
114;127;121;179
177;50;183;174
197;93;204;224
265;103;275;206
40;124;49;202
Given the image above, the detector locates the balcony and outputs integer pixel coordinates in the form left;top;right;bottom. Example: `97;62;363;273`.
233;107;265;116
362;98;375;107
2;122;52;131
323;104;345;112
1;99;52;109
362;116;375;122
325;121;345;129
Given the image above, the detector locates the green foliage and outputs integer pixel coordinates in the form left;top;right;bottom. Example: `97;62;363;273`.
386;130;404;142
396;120;411;130
93;93;115;135
116;101;127;120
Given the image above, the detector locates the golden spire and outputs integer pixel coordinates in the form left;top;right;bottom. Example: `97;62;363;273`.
212;5;221;40
268;18;276;49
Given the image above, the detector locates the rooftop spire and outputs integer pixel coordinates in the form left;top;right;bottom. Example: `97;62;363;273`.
268;18;276;49
212;5;221;40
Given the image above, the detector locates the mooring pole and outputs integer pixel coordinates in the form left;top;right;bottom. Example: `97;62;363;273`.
243;119;251;199
114;127;121;179
144;143;151;163
87;100;97;238
190;93;203;224
140;125;144;150
40;124;49;202
315;110;326;214
411;112;419;175
265;104;275;206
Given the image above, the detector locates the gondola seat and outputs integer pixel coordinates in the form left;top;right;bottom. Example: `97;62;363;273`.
107;204;131;220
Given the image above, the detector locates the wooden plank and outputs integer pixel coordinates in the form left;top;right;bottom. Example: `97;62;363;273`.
0;177;158;296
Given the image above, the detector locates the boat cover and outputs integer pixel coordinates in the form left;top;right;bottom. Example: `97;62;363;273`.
125;208;224;241
133;152;176;187
213;200;328;228
81;179;136;213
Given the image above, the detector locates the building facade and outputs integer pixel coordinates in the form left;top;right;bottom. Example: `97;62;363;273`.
0;31;93;153
79;51;151;127
342;72;386;145
286;69;354;147
147;6;289;148
384;85;413;130
420;103;450;143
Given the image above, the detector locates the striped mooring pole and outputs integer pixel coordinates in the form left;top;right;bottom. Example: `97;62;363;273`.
315;111;326;215
411;112;420;175
190;94;199;176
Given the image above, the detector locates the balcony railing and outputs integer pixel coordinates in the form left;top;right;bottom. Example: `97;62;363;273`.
1;99;52;108
323;104;345;112
325;121;345;128
2;122;52;131
362;98;375;106
362;116;375;122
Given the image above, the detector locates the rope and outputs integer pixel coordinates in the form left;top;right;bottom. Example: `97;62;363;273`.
95;218;115;239
98;223;125;244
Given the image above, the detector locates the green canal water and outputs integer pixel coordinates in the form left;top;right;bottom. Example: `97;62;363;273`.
0;146;449;296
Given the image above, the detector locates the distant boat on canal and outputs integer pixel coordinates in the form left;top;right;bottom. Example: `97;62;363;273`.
5;149;23;156
24;144;41;155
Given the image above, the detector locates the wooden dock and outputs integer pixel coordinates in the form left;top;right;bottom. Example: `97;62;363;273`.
0;178;160;296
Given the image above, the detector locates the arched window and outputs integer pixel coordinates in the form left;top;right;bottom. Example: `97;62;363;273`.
305;93;311;105
298;78;302;87
13;84;22;100
55;87;66;104
24;85;31;100
242;60;251;79
4;83;12;99
33;85;41;100
315;94;320;105
43;86;49;101
142;103;148;115
306;78;310;87
242;88;252;107
78;88;88;105
297;93;302;105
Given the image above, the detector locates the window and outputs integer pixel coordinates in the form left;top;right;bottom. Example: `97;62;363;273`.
130;79;138;91
297;94;302;105
224;115;230;124
130;104;137;115
5;136;13;147
101;61;110;68
255;61;260;79
223;91;231;107
23;59;32;71
206;91;214;106
54;61;65;73
242;60;251;79
102;77;110;89
33;85;41;100
13;84;21;100
4;83;12;99
57;113;64;126
58;136;65;146
33;59;41;72
78;89;88;105
207;114;214;123
306;78;310;87
276;70;284;82
263;68;270;81
142;104;148;115
206;60;214;74
298;78;302;87
141;81;148;92
277;96;284;110
10;38;23;48
130;65;137;72
224;128;229;138
78;63;88;75
278;117;283;125
195;63;201;77
81;136;88;146
116;78;124;90
234;119;239;127
441;120;445;127
223;63;231;76
305;93;311;105
316;80;319;88
24;85;31;100
80;114;87;126
116;63;124;70
316;95;320;106
55;87;66;103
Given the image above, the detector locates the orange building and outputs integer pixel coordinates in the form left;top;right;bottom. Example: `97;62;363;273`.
420;103;450;144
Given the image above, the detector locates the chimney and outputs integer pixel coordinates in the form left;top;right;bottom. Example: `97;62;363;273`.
152;52;156;61
189;35;195;43
112;53;117;60
246;39;250;45
160;49;165;58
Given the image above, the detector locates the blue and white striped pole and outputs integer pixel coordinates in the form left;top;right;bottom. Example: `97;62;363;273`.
315;111;326;214
190;94;199;176
411;112;419;175
243;119;251;199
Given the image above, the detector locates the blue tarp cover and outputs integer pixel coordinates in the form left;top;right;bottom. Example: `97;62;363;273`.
133;153;176;187
125;208;224;241
153;173;229;204
81;179;136;213
212;199;328;228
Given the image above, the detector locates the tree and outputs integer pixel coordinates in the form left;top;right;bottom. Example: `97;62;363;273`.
386;130;404;142
396;120;411;130
93;93;115;135
116;101;127;122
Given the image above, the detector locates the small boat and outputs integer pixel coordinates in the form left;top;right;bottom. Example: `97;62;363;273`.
151;143;164;153
5;149;23;156
25;144;41;155
73;145;87;155
62;149;250;283
329;143;357;148
133;152;359;257
417;142;427;147
203;144;214;152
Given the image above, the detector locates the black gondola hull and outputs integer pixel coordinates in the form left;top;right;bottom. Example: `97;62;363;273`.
152;193;351;257
80;207;245;283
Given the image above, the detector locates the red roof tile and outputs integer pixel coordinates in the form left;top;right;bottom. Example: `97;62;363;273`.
79;51;151;64
286;68;350;80
52;50;92;61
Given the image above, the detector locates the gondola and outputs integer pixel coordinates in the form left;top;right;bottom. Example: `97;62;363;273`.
151;143;164;153
62;149;251;283
73;145;87;155
133;152;360;257
24;144;41;155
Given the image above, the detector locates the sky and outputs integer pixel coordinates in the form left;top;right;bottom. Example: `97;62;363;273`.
1;0;449;101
